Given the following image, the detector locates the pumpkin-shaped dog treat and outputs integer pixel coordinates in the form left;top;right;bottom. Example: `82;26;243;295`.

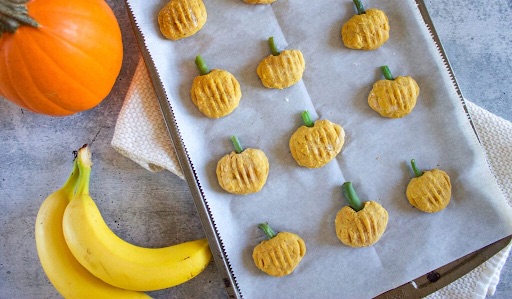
216;136;269;194
190;55;242;118
341;0;389;50
335;182;389;247
289;111;345;168
243;0;276;4
368;66;420;118
257;37;305;89
406;159;451;213
253;223;306;277
158;0;207;40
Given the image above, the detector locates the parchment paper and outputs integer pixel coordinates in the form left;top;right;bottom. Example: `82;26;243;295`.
126;0;512;297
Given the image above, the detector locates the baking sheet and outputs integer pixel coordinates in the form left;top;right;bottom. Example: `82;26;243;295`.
126;0;512;297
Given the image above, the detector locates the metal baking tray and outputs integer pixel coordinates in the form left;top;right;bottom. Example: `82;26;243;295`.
125;1;512;297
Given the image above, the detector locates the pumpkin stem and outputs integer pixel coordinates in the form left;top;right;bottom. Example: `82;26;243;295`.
301;110;314;127
380;65;394;80
268;36;280;56
0;0;38;36
194;55;211;76
230;135;244;154
410;159;424;177
342;182;364;212
258;223;277;240
353;0;366;15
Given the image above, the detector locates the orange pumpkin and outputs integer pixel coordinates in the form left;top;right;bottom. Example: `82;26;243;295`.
0;0;123;116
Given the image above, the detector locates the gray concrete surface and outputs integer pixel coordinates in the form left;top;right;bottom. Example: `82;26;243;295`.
0;0;510;298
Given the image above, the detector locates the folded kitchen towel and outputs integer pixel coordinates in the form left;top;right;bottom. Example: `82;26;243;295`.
112;57;512;298
112;57;184;180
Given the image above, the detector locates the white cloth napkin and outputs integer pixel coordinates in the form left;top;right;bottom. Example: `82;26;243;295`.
112;57;184;180
112;57;512;298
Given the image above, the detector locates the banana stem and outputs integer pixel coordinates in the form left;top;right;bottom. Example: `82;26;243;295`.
258;223;277;239
410;159;424;177
0;0;38;36
342;182;364;212
76;145;93;196
62;159;80;199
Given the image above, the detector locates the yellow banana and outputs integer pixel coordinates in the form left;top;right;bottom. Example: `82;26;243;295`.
62;145;212;291
35;153;150;299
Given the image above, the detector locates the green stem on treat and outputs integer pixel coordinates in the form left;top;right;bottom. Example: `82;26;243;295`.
195;55;211;75
258;223;277;239
230;135;244;154
342;182;364;212
353;0;366;15
410;159;424;177
301;110;314;127
268;36;280;56
0;0;39;36
381;65;394;80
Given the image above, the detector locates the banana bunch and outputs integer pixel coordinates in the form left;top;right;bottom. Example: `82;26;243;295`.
35;153;150;298
35;145;212;297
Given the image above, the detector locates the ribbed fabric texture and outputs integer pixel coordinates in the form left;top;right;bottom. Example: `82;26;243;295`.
111;57;184;179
